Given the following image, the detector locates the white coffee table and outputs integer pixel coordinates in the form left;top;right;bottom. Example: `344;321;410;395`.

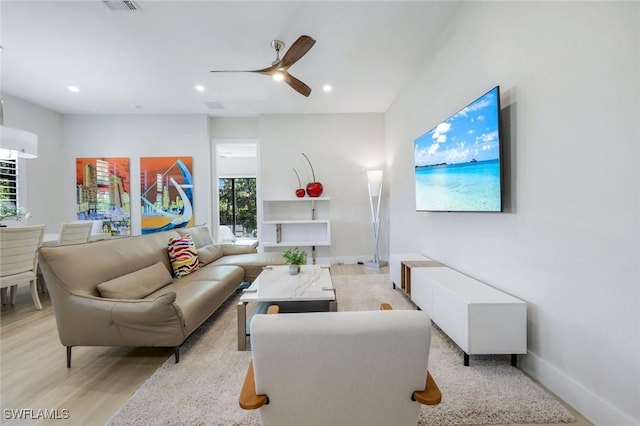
237;265;337;350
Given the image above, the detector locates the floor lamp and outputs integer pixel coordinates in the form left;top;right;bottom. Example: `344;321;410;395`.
365;170;386;269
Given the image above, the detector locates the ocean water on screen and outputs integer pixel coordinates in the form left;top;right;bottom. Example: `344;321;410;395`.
415;159;501;212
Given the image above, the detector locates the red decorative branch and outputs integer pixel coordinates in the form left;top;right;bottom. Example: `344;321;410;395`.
302;153;316;182
293;168;302;187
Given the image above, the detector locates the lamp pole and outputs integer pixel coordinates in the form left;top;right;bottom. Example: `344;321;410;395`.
365;170;386;269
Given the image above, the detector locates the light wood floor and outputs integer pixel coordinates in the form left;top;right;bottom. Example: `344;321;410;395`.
1;265;592;425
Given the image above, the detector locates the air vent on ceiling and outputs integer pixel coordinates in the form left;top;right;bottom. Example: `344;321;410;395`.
103;1;140;11
204;102;225;110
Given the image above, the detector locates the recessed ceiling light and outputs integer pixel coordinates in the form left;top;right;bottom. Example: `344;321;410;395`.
195;85;205;92
323;84;332;92
67;85;79;93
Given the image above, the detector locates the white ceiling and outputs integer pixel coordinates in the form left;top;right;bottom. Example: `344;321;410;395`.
0;1;459;117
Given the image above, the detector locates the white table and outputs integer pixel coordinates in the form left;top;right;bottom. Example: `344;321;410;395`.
237;265;336;350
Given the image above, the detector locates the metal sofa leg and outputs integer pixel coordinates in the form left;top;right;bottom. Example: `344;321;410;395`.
66;346;72;368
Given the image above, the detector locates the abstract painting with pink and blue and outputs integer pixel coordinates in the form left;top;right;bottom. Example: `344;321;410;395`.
414;86;502;212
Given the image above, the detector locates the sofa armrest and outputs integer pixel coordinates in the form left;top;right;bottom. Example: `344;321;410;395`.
56;292;185;347
379;302;441;405
69;291;182;322
239;303;279;410
222;242;259;255
412;371;442;405
238;359;440;408
266;304;280;314
239;361;269;410
108;292;185;326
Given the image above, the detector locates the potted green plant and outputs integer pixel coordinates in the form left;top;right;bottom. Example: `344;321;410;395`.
0;202;30;227
282;247;307;275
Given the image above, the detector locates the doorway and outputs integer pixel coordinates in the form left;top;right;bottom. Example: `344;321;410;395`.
215;143;257;245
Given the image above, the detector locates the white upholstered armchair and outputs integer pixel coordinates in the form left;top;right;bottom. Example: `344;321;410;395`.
239;304;441;426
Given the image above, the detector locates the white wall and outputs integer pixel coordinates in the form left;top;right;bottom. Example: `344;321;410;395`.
386;2;639;425
3;104;386;259
260;113;386;261
210;117;259;140
62;114;210;234
1;93;66;232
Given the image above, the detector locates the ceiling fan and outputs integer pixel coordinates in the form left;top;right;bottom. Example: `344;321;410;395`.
210;35;316;97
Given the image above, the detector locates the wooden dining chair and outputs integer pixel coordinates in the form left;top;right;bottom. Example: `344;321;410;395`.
57;222;92;246
0;224;46;310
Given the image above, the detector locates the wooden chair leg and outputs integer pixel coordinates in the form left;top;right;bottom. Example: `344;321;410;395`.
67;346;72;368
174;346;180;363
412;371;442;405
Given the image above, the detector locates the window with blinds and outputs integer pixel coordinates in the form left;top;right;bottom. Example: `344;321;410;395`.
0;159;18;207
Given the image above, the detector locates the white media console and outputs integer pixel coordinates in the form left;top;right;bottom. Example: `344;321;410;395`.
389;253;527;366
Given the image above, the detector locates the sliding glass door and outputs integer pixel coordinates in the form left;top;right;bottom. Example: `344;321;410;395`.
218;177;257;241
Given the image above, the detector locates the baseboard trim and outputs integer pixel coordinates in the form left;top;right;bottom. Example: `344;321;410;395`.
330;255;389;265
521;351;638;426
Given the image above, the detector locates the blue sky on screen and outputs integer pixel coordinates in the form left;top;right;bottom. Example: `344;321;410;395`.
415;87;500;167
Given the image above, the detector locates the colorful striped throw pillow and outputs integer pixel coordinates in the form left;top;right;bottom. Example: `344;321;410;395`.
167;234;199;278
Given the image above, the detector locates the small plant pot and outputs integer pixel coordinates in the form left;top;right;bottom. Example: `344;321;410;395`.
288;265;300;275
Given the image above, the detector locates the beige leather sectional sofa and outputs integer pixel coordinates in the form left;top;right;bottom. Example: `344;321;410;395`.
38;225;284;367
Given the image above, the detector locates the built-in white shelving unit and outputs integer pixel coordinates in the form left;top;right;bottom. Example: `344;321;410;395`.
261;197;331;262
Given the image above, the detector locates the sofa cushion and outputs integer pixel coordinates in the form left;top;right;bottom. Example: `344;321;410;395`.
39;230;180;297
197;244;224;265
167;234;200;278
211;252;286;282
97;261;173;299
176;225;214;249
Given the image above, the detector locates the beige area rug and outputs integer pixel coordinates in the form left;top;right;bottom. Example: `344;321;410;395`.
107;274;575;426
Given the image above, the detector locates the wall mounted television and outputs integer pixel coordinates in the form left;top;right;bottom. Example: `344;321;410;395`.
414;86;503;212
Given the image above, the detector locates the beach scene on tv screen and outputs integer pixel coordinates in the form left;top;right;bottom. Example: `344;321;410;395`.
414;87;502;212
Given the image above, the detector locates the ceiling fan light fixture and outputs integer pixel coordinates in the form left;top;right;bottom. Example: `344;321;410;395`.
210;35;315;97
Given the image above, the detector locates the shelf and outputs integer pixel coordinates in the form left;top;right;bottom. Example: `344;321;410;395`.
263;220;330;225
264;197;330;202
260;198;331;262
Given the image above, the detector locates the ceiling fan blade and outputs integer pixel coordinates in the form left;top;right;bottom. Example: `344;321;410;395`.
283;73;312;97
211;63;283;76
210;67;274;74
279;35;316;69
250;64;280;75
